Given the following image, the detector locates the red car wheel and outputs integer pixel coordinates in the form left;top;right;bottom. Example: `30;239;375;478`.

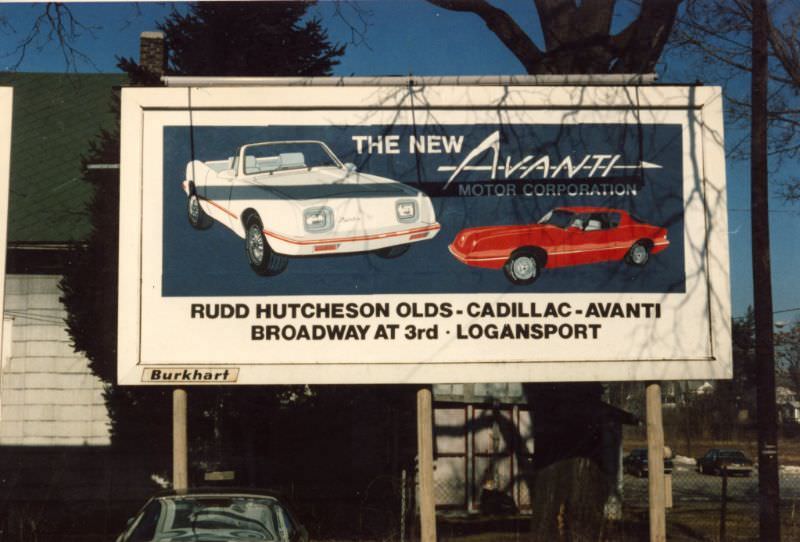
626;241;650;266
503;249;542;285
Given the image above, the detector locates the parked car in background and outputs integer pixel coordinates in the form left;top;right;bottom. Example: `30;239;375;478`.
448;206;669;285
115;490;308;542
183;140;440;276
696;449;754;476
623;448;674;478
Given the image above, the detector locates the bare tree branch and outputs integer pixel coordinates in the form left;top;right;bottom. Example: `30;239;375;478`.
767;17;800;89
611;0;682;73
534;0;608;51
427;0;544;72
330;0;373;49
675;0;800;202
1;2;101;72
430;0;679;74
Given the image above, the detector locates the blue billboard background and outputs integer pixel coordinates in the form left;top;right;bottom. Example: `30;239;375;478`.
161;123;685;296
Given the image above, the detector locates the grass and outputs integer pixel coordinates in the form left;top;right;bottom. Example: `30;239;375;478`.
624;502;800;541
429;503;800;541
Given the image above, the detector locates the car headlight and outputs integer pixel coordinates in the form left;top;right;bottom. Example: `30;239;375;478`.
303;206;333;232
396;200;418;223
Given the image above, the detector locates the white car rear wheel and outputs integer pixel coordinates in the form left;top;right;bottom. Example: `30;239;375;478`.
187;193;213;230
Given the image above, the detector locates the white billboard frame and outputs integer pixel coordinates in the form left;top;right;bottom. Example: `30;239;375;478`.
118;82;731;385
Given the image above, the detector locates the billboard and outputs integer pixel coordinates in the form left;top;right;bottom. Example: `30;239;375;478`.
118;82;731;385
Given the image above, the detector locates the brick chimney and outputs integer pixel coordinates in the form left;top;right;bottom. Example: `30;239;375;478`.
140;31;166;78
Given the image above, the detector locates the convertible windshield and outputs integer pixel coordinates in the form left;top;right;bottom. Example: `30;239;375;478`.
241;141;342;175
537;209;575;229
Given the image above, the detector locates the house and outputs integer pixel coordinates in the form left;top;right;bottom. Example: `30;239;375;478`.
0;39;169;537
779;400;800;424
432;382;636;517
776;386;797;404
0;32;165;454
0;72;123;448
776;387;800;424
432;383;533;514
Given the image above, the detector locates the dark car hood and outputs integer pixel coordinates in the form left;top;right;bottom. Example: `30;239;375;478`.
153;528;271;541
244;169;418;200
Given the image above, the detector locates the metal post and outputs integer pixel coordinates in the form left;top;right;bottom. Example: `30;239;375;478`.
416;387;437;542
751;1;781;540
173;388;188;491
646;382;666;542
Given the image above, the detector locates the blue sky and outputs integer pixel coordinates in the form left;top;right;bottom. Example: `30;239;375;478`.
1;1;797;322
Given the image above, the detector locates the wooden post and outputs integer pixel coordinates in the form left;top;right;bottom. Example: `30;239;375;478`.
173;388;188;491
720;466;728;542
646;382;666;542
664;474;673;509
417;387;437;542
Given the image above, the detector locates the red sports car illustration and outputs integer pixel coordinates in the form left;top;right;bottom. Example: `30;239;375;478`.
448;206;670;285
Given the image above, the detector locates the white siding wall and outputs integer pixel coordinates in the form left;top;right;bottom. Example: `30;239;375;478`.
0;274;110;445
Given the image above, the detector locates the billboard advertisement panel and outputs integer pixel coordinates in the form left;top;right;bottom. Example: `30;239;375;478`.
118;82;731;385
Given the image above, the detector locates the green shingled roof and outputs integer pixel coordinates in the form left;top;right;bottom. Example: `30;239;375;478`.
0;72;126;243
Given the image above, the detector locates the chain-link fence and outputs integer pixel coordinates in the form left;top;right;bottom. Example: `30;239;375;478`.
619;434;800;541
419;438;800;541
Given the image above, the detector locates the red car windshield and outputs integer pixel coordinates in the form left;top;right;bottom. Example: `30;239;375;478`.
538;209;575;229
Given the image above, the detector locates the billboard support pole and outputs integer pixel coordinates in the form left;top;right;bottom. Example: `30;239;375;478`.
416;386;437;542
173;388;188;491
646;382;666;542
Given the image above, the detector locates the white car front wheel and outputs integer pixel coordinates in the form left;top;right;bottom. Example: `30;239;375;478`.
245;215;288;276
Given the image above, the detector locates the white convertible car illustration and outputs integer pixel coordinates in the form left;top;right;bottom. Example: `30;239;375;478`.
181;140;440;276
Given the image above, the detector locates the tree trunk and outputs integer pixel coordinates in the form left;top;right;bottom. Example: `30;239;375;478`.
530;457;608;541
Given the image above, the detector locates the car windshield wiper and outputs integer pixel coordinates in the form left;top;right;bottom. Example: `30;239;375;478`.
190;510;200;542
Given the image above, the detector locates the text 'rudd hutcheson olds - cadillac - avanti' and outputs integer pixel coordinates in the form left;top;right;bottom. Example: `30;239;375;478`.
182;140;441;276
